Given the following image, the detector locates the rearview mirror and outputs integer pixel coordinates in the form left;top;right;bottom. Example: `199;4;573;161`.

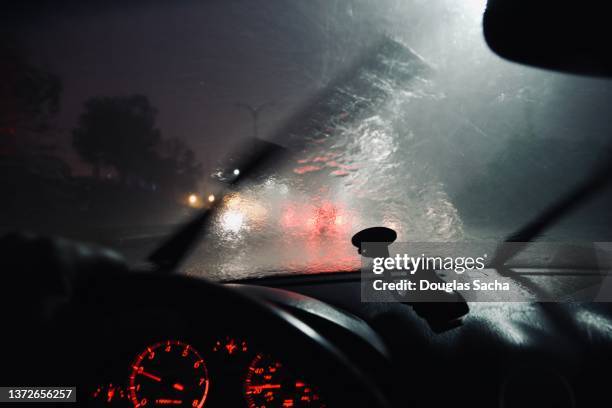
483;0;612;77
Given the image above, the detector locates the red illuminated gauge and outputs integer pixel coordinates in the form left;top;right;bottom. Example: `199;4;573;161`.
129;340;210;408
212;336;248;356
91;383;127;404
244;353;325;408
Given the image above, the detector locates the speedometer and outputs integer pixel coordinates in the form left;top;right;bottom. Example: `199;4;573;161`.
244;353;325;408
129;340;210;408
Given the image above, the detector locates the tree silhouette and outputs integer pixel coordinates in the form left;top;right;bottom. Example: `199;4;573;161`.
72;95;202;196
72;95;161;181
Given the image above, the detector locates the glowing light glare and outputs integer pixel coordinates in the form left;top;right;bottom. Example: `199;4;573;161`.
464;0;487;17
224;193;267;223
208;194;215;203
280;201;353;235
233;168;240;176
226;194;242;208
221;210;244;233
188;194;198;205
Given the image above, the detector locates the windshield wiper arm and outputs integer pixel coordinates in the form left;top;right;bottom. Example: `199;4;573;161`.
147;141;286;272
148;37;430;273
490;151;612;267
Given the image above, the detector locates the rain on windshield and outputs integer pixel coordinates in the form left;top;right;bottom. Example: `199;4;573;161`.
3;0;612;279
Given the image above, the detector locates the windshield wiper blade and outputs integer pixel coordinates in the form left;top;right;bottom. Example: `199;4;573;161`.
147;36;429;273
490;153;612;267
147;140;286;272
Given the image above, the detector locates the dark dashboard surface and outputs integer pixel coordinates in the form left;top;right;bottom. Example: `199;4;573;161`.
78;272;337;408
81;269;612;407
235;271;612;408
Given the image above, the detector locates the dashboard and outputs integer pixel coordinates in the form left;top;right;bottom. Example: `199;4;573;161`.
88;337;324;407
8;248;612;408
9;236;612;408
74;273;388;408
71;266;612;408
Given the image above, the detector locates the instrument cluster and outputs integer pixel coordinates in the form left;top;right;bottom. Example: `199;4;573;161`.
88;336;325;408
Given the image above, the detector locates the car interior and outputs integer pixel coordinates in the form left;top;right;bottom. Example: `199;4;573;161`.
2;1;612;407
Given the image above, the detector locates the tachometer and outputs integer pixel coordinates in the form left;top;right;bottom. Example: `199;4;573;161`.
129;340;209;408
244;353;325;408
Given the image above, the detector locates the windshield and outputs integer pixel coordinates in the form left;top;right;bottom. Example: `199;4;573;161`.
4;0;612;280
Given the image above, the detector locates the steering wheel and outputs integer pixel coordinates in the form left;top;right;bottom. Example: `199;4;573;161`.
0;234;388;407
64;269;390;407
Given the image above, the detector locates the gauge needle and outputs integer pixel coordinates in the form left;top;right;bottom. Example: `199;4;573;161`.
133;366;162;382
142;371;162;382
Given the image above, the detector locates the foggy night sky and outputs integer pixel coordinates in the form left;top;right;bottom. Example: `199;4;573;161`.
5;0;390;176
5;0;612;182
